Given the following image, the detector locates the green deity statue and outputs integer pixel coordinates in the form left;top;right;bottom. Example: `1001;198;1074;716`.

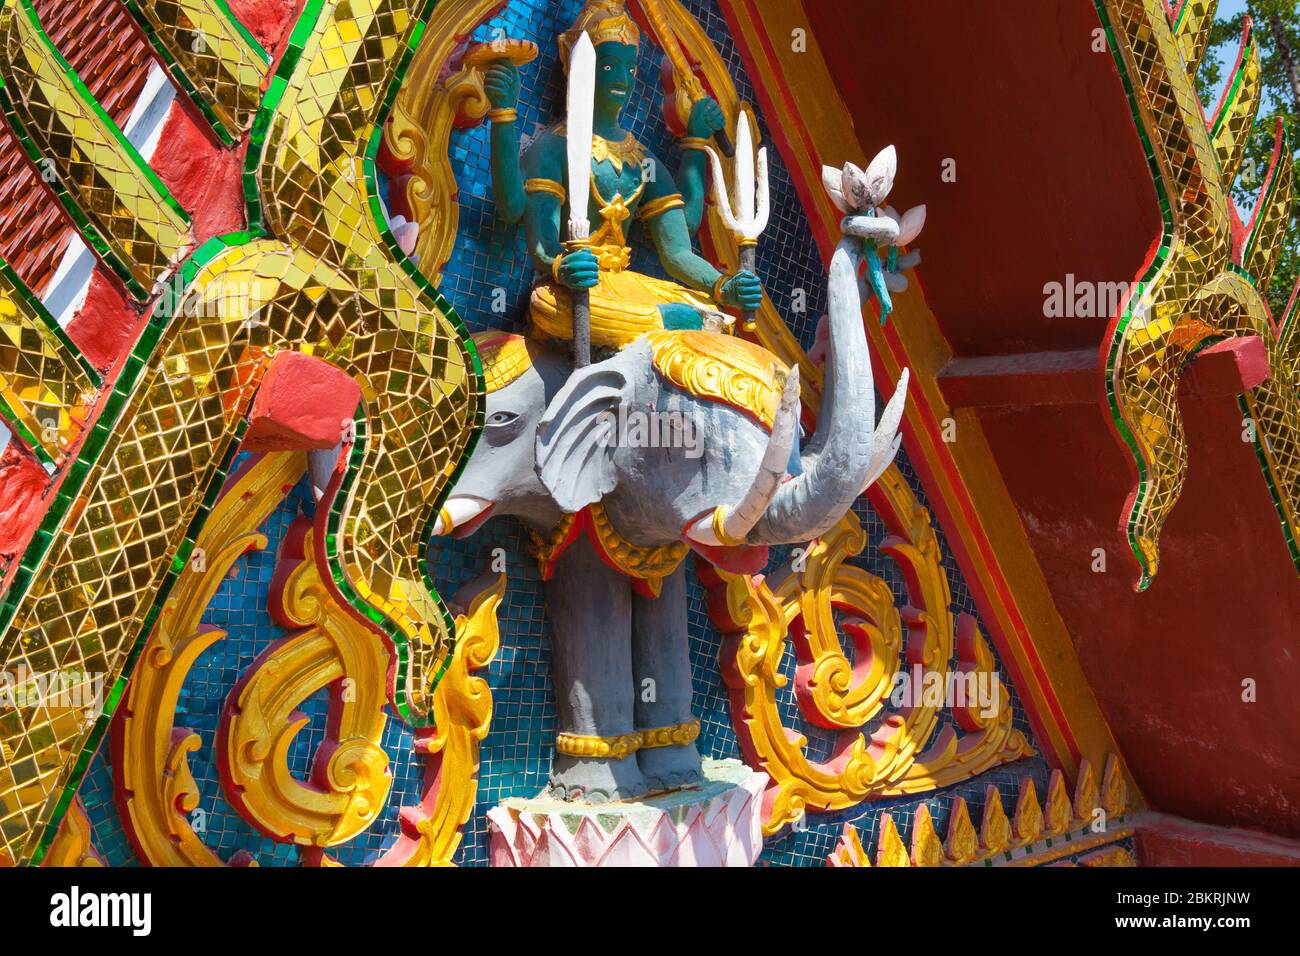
483;0;763;350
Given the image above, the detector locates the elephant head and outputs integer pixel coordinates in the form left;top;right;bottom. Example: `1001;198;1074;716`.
435;237;908;549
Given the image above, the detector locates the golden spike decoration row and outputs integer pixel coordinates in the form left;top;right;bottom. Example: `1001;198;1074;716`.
827;755;1131;867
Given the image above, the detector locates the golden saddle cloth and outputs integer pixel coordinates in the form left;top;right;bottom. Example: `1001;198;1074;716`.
645;330;790;429
531;266;714;348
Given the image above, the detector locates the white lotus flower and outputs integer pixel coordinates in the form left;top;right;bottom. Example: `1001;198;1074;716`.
881;205;925;249
896;204;926;247
822;165;849;213
822;146;897;214
854;145;896;208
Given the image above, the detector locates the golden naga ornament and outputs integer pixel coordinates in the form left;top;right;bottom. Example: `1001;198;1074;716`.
1097;0;1300;587
0;0;481;864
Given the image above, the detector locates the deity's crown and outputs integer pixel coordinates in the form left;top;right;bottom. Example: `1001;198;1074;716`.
559;1;641;70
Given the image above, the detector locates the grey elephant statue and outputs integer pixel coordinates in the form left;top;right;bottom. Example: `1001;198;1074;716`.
433;233;908;802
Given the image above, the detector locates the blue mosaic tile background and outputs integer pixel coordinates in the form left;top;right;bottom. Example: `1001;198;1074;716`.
79;0;1053;867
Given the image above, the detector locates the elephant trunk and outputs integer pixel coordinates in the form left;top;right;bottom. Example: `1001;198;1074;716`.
746;238;897;546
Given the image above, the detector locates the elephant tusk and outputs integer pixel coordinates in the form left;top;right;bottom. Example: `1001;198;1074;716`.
685;370;800;547
432;496;492;536
861;367;909;492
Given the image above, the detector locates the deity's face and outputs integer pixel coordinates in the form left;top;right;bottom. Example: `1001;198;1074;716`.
593;41;638;115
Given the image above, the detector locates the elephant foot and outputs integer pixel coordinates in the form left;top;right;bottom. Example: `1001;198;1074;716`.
637;742;704;795
548;753;649;803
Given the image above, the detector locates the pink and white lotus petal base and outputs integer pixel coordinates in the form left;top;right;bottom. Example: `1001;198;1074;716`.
487;759;768;867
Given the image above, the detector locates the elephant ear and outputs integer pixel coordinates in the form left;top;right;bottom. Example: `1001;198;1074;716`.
535;361;630;513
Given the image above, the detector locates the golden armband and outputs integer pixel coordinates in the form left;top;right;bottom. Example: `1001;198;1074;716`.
639;193;686;221
524;178;566;202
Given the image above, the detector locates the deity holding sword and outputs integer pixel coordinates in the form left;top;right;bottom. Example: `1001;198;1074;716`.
480;0;763;357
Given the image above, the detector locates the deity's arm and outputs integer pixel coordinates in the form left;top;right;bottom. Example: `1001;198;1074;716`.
674;97;728;235
484;59;527;223
642;155;723;294
490;118;527;224
521;135;568;275
674;144;709;236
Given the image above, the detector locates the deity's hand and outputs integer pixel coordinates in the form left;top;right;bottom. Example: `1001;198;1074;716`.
686;96;726;139
484;59;520;109
718;270;763;311
555;249;600;291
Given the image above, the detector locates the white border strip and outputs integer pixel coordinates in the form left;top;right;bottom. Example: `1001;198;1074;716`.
1;63;177;462
42;64;177;325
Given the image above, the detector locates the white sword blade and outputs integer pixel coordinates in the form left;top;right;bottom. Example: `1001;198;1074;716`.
566;31;596;242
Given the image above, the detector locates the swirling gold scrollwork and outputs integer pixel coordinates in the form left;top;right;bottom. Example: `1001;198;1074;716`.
702;468;1032;836
769;510;901;730
373;572;506;867
113;451;306;867
237;566;508;868
218;526;393;848
113;450;506;866
41;796;102;867
386;0;527;281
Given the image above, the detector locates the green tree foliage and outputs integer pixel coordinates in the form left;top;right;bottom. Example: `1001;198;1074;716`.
1197;0;1300;318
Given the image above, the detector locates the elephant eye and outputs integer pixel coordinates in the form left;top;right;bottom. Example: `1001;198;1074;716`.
487;411;518;426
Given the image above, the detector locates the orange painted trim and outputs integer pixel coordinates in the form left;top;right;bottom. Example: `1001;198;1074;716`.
721;0;1139;802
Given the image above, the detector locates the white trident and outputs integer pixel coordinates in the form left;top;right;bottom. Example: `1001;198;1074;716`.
704;111;769;330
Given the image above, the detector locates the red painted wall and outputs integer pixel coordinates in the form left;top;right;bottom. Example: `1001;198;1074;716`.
1136;813;1300;866
811;0;1300;839
808;0;1159;357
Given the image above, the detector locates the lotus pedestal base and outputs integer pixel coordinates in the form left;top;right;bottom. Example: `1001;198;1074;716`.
487;759;767;866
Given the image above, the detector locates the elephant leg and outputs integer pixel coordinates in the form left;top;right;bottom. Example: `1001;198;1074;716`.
545;536;648;802
631;564;703;792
